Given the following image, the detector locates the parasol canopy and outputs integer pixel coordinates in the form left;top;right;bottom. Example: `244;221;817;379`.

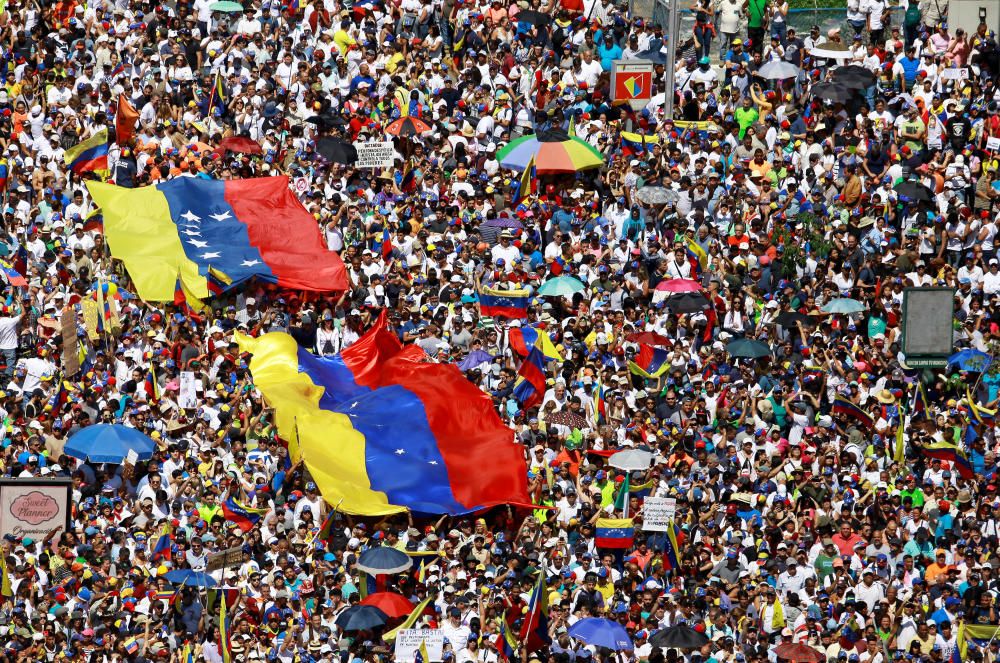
385;116;432;137
497;130;604;174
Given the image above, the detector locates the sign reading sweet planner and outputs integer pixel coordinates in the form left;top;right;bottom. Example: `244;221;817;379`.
394;629;444;662
0;479;72;542
354;141;395;169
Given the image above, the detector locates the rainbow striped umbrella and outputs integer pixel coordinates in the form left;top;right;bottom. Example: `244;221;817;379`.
497;129;604;173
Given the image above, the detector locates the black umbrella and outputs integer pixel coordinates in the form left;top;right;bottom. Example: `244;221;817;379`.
315;137;358;165
306;113;348;131
515;9;552;27
335;605;389;632
832;65;876;89
774;311;813;328
649;624;711;649
727;338;771;359
666;293;710;315
894;179;934;202
637;48;667;65
810;81;853;103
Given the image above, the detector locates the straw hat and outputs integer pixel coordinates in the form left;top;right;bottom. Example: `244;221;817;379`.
876;389;896;404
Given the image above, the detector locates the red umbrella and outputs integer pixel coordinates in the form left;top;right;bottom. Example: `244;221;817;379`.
386;116;432;137
774;643;825;663
359;592;415;618
626;332;673;347
214;136;263;156
655;278;701;293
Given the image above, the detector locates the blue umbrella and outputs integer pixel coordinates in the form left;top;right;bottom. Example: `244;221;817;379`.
335;605;389;631
162;570;218;588
568;617;634;651
948;349;993;372
355;546;412;575
64;424;156;464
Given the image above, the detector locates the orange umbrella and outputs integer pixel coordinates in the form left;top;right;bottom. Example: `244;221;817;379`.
385;117;432;137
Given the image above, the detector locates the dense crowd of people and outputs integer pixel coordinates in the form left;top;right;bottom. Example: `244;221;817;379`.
0;0;1000;660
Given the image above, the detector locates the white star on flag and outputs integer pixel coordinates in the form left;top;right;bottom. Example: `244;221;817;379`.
241;259;261;267
201;252;221;259
210;212;232;222
180;211;201;223
428;460;438;465
182;230;201;236
395;449;406;455
188;240;209;248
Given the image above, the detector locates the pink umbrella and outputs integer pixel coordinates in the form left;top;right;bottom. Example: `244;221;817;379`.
655;279;701;293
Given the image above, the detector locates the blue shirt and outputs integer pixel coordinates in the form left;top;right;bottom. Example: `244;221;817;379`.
597;42;623;71
899;56;920;84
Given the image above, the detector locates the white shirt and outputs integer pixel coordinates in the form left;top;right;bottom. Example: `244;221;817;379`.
0;315;19;351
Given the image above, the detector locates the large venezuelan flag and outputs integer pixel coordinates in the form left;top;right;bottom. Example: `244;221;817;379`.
237;313;530;515
65;128;110;176
87;177;348;302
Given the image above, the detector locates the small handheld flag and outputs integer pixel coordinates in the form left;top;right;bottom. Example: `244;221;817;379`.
220;497;268;532
595;517;635;548
479;287;530;319
65;128;110;177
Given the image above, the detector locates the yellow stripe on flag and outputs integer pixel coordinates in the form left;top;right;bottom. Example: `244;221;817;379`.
86;182;209;302
236;331;402;516
384;596;432;641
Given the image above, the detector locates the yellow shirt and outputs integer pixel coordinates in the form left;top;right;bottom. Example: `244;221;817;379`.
334;30;357;56
386;52;405;75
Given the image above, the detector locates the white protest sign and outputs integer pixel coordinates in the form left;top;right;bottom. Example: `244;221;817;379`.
354;141;395;169
940;68;967;80
642;497;676;532
179;371;199;410
293;176;309;194
987;137;1000;152
394;629;444;662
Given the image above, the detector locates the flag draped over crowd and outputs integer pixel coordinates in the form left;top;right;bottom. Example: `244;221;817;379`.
87;176;348;303
236;312;530;515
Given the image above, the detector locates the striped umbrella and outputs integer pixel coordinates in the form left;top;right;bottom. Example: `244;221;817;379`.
497;129;604;173
385;117;432;137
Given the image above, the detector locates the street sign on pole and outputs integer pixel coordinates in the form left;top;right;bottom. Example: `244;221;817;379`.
612;60;654;110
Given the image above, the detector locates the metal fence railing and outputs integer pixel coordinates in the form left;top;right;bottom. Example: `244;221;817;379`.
650;4;904;55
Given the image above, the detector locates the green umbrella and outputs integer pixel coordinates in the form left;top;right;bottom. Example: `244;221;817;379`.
209;1;245;11
726;339;771;359
821;298;866;314
537;276;585;297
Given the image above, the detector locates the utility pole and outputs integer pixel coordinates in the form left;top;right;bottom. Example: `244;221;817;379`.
663;0;682;121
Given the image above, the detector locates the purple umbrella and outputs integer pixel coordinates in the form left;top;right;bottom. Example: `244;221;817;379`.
483;216;523;230
458;349;493;371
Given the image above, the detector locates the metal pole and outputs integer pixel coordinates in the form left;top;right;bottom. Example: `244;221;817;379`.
663;0;681;121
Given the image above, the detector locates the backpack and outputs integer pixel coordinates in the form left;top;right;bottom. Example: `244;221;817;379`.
905;4;921;27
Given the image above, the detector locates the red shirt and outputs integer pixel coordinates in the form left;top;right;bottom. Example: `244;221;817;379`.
831;531;865;556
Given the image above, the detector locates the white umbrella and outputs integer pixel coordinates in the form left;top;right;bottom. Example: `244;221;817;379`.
758;60;800;80
634;186;677;206
609;449;656;471
809;41;851;59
